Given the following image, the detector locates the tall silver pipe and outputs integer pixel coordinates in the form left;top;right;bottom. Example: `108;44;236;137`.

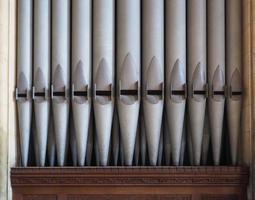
208;0;225;166
16;0;32;167
226;0;242;165
187;0;207;165
166;0;186;166
33;0;50;167
117;0;141;166
72;0;91;166
93;0;115;166
142;0;164;166
52;0;70;166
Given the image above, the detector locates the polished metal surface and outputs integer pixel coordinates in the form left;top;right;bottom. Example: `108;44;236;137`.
16;0;243;167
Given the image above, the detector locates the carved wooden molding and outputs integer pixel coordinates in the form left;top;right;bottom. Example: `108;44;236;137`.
11;167;249;200
201;195;238;200
11;166;249;186
66;194;192;200
23;195;57;200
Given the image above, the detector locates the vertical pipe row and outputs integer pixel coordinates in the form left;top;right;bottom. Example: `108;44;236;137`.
16;0;243;167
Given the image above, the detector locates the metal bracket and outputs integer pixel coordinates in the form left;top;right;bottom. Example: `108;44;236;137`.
71;84;89;101
32;86;48;100
15;87;30;101
229;85;243;99
51;84;68;100
145;82;164;100
170;83;187;100
211;85;227;99
191;83;208;98
119;80;140;101
93;83;113;101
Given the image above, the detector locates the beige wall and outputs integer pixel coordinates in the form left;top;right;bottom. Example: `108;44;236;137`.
0;0;9;198
0;0;254;199
0;0;17;199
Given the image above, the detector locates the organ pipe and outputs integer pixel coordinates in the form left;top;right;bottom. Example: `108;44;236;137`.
226;0;242;165
52;0;70;166
33;0;50;167
16;0;32;167
117;0;141;166
166;0;186;166
208;0;225;166
142;0;164;166
187;0;207;166
15;1;244;167
93;0;115;166
72;0;91;166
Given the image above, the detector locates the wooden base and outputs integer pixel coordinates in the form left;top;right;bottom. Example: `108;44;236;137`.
11;166;249;200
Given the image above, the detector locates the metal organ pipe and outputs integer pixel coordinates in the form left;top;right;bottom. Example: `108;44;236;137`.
93;0;115;166
142;0;164;166
117;0;141;166
226;0;242;165
166;0;186;166
208;0;225;166
16;0;32;167
72;0;91;166
187;0;207;166
16;0;244;167
33;0;50;167
51;0;70;166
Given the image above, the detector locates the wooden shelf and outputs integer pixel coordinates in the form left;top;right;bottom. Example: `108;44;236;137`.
11;166;249;200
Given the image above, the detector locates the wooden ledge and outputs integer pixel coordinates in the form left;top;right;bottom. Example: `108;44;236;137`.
11;166;249;200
